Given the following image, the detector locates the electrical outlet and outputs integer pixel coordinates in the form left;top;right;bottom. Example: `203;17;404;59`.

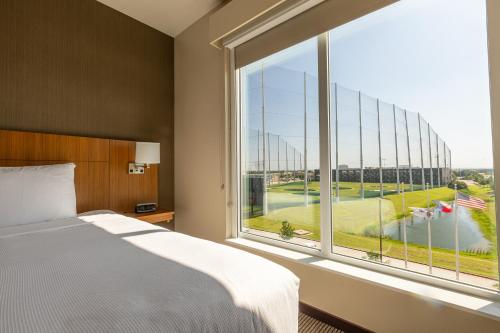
128;163;145;174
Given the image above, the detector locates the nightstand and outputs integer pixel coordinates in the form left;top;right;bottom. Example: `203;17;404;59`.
124;209;174;224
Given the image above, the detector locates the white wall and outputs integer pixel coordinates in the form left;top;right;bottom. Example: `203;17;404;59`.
174;1;500;331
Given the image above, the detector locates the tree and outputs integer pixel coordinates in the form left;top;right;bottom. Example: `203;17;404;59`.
279;221;295;240
448;180;468;190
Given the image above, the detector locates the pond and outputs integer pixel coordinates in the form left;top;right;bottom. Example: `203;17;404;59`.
384;206;491;252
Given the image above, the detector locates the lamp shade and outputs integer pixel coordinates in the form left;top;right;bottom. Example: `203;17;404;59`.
135;142;160;165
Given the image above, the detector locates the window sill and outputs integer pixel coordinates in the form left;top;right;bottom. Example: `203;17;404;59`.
225;237;500;322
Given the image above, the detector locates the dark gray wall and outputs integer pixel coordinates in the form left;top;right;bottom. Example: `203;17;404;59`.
0;0;174;209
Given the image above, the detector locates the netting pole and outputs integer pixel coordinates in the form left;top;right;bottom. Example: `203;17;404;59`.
267;132;271;186
377;99;383;198
393;105;400;193
277;135;281;185
261;64;268;215
359;91;364;199
304;72;309;207
334;83;340;202
257;130;260;172
404;110;413;191
418;113;426;189
427;123;434;188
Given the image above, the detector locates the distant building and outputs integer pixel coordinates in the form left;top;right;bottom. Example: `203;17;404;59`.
331;167;452;186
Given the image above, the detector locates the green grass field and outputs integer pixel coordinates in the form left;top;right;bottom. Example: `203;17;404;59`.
248;181;456;236
467;184;497;258
243;181;498;280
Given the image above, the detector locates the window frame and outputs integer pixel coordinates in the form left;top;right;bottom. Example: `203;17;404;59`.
225;7;500;302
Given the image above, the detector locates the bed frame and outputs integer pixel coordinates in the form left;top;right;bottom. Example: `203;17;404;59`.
0;129;158;213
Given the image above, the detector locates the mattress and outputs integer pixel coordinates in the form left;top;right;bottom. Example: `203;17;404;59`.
0;211;299;333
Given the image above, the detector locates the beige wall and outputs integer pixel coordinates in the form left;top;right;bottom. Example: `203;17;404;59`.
228;243;500;333
208;0;286;45
174;1;500;331
0;0;174;210
488;0;500;238
174;12;227;242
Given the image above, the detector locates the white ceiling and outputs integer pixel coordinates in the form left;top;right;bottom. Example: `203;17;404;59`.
96;0;223;37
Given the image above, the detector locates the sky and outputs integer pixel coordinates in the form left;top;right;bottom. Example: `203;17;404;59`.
243;0;492;170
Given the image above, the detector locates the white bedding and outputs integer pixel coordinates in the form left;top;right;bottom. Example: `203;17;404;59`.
0;211;299;333
0;163;77;227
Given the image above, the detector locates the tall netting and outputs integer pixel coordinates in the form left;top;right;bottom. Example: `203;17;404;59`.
406;111;424;190
429;127;439;187
325;82;457;265
420;115;432;188
332;85;378;253
361;93;380;190
437;137;445;185
395;106;411;190
241;60;458;272
323;78;454;256
337;85;362;186
241;62;500;289
379;101;398;196
305;72;320;195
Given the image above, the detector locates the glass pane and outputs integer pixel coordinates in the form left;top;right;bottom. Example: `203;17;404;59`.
240;37;320;249
328;0;498;289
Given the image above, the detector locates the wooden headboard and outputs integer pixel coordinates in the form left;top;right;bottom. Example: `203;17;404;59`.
0;130;158;213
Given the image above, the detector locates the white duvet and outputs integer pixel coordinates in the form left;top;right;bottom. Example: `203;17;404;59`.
0;211;299;333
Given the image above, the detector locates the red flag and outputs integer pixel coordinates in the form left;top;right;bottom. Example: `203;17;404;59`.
433;200;453;213
439;201;453;213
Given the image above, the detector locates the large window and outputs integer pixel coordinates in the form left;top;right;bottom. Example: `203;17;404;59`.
237;0;499;292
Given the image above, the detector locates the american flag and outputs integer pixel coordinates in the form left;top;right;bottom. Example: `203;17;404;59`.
456;192;487;210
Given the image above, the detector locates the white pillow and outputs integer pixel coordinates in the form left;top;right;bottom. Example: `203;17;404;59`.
0;163;77;227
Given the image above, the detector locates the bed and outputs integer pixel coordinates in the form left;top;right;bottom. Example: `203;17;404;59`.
0;130;300;333
0;211;299;332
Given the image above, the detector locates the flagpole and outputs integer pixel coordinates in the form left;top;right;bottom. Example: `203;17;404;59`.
454;183;460;280
304;72;309;207
402;182;408;268
426;183;432;274
277;135;280;185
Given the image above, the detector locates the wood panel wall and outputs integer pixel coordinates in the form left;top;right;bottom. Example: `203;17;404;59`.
0;0;173;209
0;130;158;214
110;140;158;212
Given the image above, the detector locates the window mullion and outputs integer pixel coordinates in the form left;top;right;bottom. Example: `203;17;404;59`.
318;32;332;255
231;48;241;239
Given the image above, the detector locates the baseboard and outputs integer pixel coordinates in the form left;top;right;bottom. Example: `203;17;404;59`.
299;302;373;333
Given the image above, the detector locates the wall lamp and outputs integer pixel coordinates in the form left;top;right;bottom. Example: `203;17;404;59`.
128;142;160;174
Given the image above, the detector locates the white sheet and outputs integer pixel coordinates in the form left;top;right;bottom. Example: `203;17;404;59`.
0;211;299;333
